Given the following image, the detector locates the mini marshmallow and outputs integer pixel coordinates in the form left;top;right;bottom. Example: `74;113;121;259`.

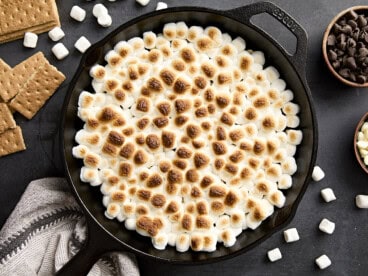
80;167;102;186
315;254;331;270
52;43;69;60
136;0;150;6
152;233;169;250
286;115;300;128
232;37;246;52
98;14;112;27
70;6;86;22
125;218;136;230
72;145;89;159
105;202;120;219
143;31;157;49
321;188;336;203
319;218;335;234
278;174;292;189
264;66;280;83
93;4;108;18
75;36;91;53
312;166;325;182
251;51;265;65
176;233;190;252
283;227;299;243
267;248;282;262
287;130;303;145
23;32;38;48
156;2;167;10
48;27;65;42
355;195;368;208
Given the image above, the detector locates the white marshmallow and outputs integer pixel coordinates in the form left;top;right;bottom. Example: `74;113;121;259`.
156;2;167;10
355;195;368;208
312;166;325;182
136;0;150;6
232;37;246;52
319;218;335;234
267;248;282;262
70;6;86;22
125;218;136;230
75;36;91;53
48;27;65;42
264;66;280;83
278;174;292;190
98;14;112;27
52;43;69;60
286;115;300;128
152;234;168;250
283;227;299;243
251;51;265;65
321;188;336;203
23;32;38;48
315;254;331;270
93;4;108;18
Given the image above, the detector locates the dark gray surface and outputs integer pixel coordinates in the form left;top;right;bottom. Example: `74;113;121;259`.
0;0;367;275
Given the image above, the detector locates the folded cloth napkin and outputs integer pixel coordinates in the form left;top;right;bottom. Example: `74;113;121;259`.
0;178;140;276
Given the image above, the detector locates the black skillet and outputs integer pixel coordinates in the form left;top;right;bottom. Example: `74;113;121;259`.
59;2;318;275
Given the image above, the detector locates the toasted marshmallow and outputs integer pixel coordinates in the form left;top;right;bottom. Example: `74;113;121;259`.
278;174;292;189
176;233;190;252
176;22;189;39
187;26;204;42
105;203;121;219
90;65;106;81
81;167;101;186
143;31;157;49
287;129;303;145
281;157;297;175
72;145;89;159
219;229;236;247
267;190;286;208
163;23;177;41
152;233;169;250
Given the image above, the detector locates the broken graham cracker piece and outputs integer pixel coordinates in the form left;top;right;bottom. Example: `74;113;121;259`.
0;52;47;102
9;62;66;119
0;0;60;44
0;103;16;134
0;126;26;157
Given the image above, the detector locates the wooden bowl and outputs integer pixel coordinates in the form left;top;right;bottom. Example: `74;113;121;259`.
322;6;368;88
354;112;368;174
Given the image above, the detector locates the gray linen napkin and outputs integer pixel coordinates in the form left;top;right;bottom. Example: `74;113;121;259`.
0;178;140;276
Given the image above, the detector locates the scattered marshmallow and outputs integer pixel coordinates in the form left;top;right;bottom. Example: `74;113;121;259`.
70;5;86;22
156;2;168;10
312;166;325;182
52;43;69;60
23;32;38;48
93;4;109;18
355;195;368;208
136;0;150;6
315;254;331;270
267;248;282;262
319;218;335;234
283;227;299;243
321;188;336;203
98;14;112;27
75;36;92;53
48;27;65;42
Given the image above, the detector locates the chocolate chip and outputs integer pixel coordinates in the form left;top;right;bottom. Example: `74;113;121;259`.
334;23;342;34
332;60;341;69
328;50;337;61
349;73;357;82
352;29;360;41
342;25;353;35
348;19;358;29
357;15;367;27
347;47;356;57
339;68;350;78
346;57;357;69
327;34;336;46
359;47;368;57
345;10;359;21
357;41;366;49
357;75;367;83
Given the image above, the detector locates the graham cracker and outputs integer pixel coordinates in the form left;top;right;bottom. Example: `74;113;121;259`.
0;126;26;157
0;58;11;75
9;62;66;119
0;103;16;134
0;22;57;44
0;0;60;43
0;52;47;102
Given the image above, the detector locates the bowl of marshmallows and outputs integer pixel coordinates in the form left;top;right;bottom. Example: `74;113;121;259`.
322;6;368;87
355;112;368;174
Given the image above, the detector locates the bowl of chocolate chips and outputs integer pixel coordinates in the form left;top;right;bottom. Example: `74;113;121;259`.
323;6;368;87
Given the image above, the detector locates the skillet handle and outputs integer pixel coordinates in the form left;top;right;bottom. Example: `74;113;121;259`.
223;1;308;74
56;217;124;276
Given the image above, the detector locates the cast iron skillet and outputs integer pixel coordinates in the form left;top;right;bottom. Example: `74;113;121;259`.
59;2;318;275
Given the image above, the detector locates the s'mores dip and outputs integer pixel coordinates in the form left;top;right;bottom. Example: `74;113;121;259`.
72;22;303;252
